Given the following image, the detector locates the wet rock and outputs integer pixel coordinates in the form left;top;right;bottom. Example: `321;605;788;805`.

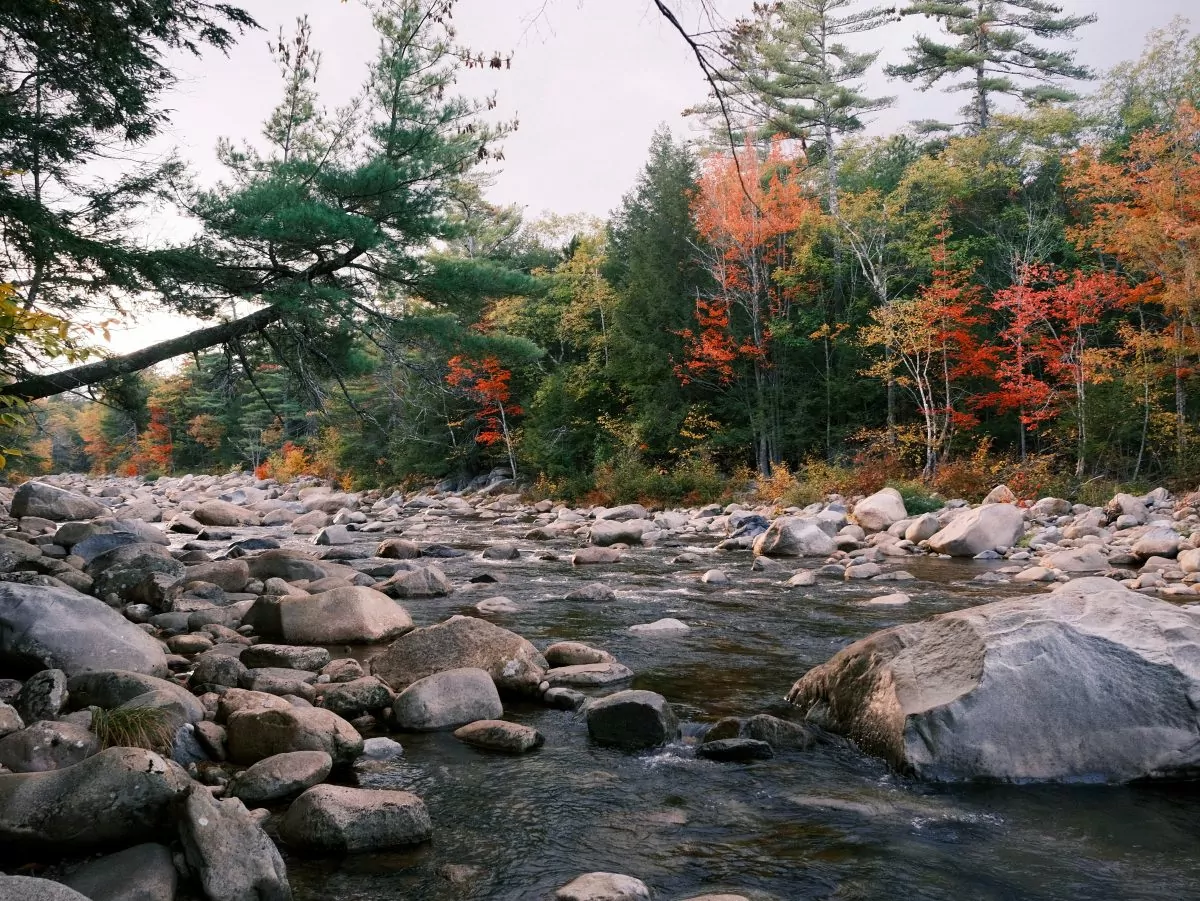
189;651;247;692
571;547;623;566
241;667;318;700
927;504;1025;557
545;662;633;687
16;668;68;722
679;895;750;901
454;719;544;753
475;596;519;614
629;618;689;635
0;876;91;901
586;690;678;750
280;784;431;853
227;750;333;805
0;720;98;772
184;559;250;592
225;705;363;766
245;549;328;582
245;586;412;644
853;488;908;532
482;543;520;560
0;582;168;677
786;571;816;588
696;738;774;762
392;667;503;731
372;615;548;695
543;687;586;710
545;641;615;667
555;872;651;901
591;519;652;547
321;658;365;683
743;714;822;750
377;538;421;559
242;644;331;672
12;482;104;521
177;783;291;901
381;565;453;598
701;569;729;584
0;747;190;854
861;592;911;606
61;842;177;901
216;688;292;723
788;577;1200;782
319;676;394;718
753;517;836;558
565;583;617;602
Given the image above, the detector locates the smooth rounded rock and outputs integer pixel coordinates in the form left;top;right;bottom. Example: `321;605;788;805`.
586;689;678;750
227;750;333;805
555;872;651;901
453;719;544;753
392;667;503;731
279;784;432;853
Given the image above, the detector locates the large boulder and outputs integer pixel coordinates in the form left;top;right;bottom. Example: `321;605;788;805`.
66;670;205;724
0;876;91;901
787;578;1200;782
227;750;332;806
244;587;412;644
0;747;190;854
177;784;291;901
926;504;1025;557
225;706;363;767
61;843;177;901
371;615;547;696
191;500;256;527
382;565;452;599
392;667;503;731
278;784;431;853
585;689;678;750
1043;546;1108;573
853;488;908;533
0;720;98;773
11;482;104;522
0;583;168;677
590;519;652;547
752;517;836;558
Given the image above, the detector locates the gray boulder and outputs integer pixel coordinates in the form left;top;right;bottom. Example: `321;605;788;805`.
225;705;363;766
0;876;91;901
12;482;104;521
244;586;412;644
453;719;544;753
67;670;205;724
392;667;503;731
0;747;190;853
0;701;23;738
61;842;177;901
16;668;68;722
853;488;907;532
752;517;836;558
590;519;652;547
241;644;331;671
586;690;678;750
555;873;651;901
787;578;1200;782
926;504;1025;557
0;583;167;677
177;784;291;901
279;784;431;853
191;500;256;527
0;720;98;772
371;615;547;696
319;676;394;719
381;565;452;599
227;750;332;805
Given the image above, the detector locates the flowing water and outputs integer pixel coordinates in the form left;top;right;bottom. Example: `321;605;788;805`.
243;515;1200;901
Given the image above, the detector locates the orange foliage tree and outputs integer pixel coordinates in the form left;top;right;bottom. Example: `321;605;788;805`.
446;355;521;478
1064;101;1200;462
685;137;822;474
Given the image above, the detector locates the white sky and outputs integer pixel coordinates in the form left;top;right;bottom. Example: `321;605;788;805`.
104;0;1197;354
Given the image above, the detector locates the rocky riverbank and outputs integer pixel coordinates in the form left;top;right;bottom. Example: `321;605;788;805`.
0;473;1198;900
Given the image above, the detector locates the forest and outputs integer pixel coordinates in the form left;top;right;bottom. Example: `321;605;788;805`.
4;0;1200;507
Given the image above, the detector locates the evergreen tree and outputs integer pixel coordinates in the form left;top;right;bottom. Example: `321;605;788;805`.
887;0;1096;131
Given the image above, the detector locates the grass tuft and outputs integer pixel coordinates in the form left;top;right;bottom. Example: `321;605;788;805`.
90;705;176;753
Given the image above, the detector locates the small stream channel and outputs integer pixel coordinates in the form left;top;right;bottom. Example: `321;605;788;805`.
213;514;1200;901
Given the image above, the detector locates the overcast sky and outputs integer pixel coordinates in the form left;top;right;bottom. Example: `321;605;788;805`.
111;0;1197;351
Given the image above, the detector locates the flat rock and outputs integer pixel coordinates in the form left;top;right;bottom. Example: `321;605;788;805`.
279;784;431;853
555;872;651;901
544;641;615;667
545;662;633;687
227;750;333;805
453;719;544;753
629;618;689;635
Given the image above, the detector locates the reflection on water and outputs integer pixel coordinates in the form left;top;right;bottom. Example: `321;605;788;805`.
262;517;1200;900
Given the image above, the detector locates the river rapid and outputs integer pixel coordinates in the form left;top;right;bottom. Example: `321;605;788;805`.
230;513;1200;901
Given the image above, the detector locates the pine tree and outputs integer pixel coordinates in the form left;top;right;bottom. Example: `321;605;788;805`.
887;0;1096;131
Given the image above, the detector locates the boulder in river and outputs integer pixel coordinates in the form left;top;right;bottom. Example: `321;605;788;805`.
0;583;168;677
752;517;836;558
11;481;104;522
279;784;431;853
453;719;544;753
227;750;332;806
0;876;91;901
787;577;1200;782
392;667;503;731
245;586;413;644
586;689;678;750
371;615;547;696
225;705;363;766
555;872;651;901
926;504;1025;557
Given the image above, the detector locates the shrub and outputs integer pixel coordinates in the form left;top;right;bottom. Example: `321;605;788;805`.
889;480;944;515
90;705;175;753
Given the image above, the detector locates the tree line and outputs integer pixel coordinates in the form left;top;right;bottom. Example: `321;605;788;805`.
3;1;1200;503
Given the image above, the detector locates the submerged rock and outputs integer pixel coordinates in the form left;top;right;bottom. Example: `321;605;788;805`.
788;578;1200;782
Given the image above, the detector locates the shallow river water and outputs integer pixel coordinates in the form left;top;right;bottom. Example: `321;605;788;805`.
238;514;1200;901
